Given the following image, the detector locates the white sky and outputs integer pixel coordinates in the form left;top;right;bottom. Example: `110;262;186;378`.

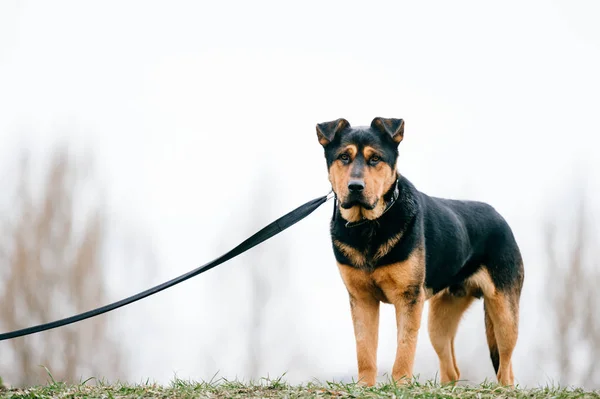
1;0;599;388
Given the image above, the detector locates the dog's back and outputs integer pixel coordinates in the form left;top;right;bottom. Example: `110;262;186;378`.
416;187;524;296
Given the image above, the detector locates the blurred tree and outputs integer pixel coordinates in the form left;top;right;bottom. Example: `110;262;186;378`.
200;170;309;381
0;146;124;386
245;214;289;380
235;172;292;379
243;173;317;380
544;189;600;389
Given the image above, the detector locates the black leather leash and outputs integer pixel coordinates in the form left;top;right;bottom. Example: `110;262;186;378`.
0;192;334;341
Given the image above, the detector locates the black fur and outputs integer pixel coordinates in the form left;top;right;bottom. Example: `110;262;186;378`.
323;125;399;169
324;122;524;297
321;118;524;382
331;175;523;295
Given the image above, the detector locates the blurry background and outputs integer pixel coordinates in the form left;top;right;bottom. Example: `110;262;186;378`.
1;0;600;390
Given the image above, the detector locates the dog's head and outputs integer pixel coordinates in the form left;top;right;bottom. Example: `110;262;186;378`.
316;117;404;223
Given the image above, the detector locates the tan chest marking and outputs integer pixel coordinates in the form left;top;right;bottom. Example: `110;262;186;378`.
337;247;425;304
373;232;403;261
334;239;368;269
333;232;404;269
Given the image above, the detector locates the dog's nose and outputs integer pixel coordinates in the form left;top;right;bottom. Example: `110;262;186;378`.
348;180;365;192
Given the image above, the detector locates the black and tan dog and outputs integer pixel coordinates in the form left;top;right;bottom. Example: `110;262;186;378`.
316;117;524;387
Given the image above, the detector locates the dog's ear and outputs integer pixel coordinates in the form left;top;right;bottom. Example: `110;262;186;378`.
316;118;350;146
371;117;404;144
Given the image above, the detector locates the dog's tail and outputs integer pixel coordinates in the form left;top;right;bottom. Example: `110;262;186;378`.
484;301;500;374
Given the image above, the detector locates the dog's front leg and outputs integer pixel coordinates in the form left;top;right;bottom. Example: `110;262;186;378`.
391;287;424;384
349;293;380;386
338;264;381;386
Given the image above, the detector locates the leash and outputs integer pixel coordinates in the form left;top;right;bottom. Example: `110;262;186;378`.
0;191;334;341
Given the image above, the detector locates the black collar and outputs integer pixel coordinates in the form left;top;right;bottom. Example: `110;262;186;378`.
333;178;400;228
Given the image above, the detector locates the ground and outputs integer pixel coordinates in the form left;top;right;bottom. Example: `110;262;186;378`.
1;377;599;399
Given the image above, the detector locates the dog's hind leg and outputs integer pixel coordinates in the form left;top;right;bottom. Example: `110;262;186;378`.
482;287;521;386
484;302;499;376
481;253;523;386
428;291;475;384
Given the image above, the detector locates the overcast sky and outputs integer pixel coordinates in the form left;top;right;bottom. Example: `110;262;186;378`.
1;0;599;387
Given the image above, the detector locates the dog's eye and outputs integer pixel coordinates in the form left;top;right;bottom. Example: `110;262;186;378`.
369;156;381;165
339;153;350;162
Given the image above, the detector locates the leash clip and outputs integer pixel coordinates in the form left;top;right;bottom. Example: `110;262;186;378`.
326;190;335;202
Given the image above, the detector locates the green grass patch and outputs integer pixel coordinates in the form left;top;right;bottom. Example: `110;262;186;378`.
1;376;599;398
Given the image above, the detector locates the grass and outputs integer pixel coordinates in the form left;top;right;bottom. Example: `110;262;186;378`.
1;376;599;399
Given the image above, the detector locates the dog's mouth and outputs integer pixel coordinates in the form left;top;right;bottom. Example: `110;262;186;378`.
340;198;377;210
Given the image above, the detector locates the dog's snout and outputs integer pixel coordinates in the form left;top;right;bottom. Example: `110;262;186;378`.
348;180;365;192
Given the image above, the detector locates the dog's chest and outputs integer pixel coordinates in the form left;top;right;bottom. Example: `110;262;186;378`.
337;247;425;305
332;227;403;270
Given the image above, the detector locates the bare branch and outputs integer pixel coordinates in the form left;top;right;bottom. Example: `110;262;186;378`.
543;183;600;389
0;147;129;386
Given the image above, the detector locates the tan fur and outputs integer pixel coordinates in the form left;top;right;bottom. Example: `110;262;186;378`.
434;267;496;299
373;232;403;261
333;239;367;269
484;304;497;381
362;147;379;158
344;145;358;159
371;117;404;143
336;119;350;134
339;259;512;387
328;144;362;224
318;135;330;146
337;247;426;386
428;267;516;386
361;147;396;221
464;267;496;297
328;145;396;224
349;294;380;387
424;287;435;299
426;267;498;384
339;207;363;224
318;117;520;387
316;118;349;146
428;292;475;384
337;263;381;386
483;291;519;386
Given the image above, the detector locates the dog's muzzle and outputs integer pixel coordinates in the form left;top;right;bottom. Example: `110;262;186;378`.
340;193;377;210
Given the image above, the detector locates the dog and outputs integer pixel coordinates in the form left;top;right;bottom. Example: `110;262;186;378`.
315;117;524;387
